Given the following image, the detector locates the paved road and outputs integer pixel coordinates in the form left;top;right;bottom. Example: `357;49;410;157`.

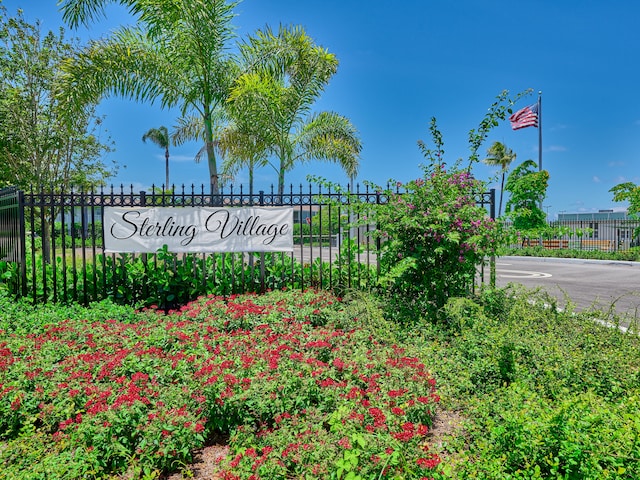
483;256;640;322
293;248;640;324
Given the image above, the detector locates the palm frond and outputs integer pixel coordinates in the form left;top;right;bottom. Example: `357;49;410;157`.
171;108;228;145
236;25;338;130
296;111;361;178
58;26;185;115
171;115;206;146
60;0;136;29
483;141;516;171
142;125;169;148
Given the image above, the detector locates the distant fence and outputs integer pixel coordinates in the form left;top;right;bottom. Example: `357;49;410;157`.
0;184;495;306
507;219;640;252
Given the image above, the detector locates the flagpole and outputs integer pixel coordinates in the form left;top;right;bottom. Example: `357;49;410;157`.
538;91;543;213
538;91;542;172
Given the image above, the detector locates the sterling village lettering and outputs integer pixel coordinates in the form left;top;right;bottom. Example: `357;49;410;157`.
104;206;293;253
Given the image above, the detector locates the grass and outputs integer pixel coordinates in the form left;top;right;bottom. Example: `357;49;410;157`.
0;286;639;479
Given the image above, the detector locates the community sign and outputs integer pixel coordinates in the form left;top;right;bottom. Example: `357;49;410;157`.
104;206;293;253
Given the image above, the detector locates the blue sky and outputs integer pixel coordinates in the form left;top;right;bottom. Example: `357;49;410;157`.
5;1;640;218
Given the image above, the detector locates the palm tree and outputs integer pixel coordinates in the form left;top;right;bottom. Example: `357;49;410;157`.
218;128;269;197
142;126;170;187
227;25;361;196
58;0;239;195
170;111;239;190
483;141;516;217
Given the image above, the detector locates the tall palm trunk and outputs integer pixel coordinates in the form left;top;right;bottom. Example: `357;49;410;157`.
164;146;170;188
277;144;287;200
203;107;219;196
498;171;506;217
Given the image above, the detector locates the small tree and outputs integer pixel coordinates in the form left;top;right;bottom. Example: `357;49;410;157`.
351;91;527;321
142;125;170;187
227;25;361;196
610;182;640;215
373;161;499;320
0;6;116;262
59;0;239;195
0;6;115;190
610;182;640;241
504;159;549;243
218;126;269;196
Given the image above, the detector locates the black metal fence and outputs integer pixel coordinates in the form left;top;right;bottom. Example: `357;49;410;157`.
0;187;25;264
0;184;495;306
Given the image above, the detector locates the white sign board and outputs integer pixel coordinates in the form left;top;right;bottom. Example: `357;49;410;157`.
104;206;293;253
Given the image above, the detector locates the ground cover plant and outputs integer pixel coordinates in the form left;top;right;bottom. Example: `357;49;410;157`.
2;286;640;479
418;286;640;479
0;289;441;479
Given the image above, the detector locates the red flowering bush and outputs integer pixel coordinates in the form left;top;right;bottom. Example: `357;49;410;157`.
0;290;442;479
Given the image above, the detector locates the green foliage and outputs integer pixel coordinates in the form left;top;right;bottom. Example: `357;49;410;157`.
504;159;550;232
309;90;531;322
483;141;517;217
59;0;240;193
610;182;640;216
501;245;640;261
227;25;361;195
142;125;171;187
313;90;528;322
361;116;506;321
373;164;498;321
0;241;378;309
415;287;640;479
610;182;640;240
291;208;342;244
0;5;115;189
2;273;640;478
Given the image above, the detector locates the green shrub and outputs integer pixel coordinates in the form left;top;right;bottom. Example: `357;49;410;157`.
0;242;378;309
458;386;640;479
500;245;640;262
417;288;640;479
371;163;499;322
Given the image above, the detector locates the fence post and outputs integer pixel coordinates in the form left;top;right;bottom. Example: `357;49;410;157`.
489;188;496;221
139;191;149;302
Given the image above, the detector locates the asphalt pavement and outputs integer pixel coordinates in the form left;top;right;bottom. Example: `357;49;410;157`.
481;256;640;327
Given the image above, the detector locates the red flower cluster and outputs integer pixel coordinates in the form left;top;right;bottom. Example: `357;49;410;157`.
0;289;441;479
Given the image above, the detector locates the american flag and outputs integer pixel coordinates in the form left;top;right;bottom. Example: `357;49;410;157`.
509;103;539;130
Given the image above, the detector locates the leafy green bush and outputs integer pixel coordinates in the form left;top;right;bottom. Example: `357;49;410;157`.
0;242;378;309
501;245;640;262
370;157;500;321
417;287;640;479
460;386;640;479
2;281;639;478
